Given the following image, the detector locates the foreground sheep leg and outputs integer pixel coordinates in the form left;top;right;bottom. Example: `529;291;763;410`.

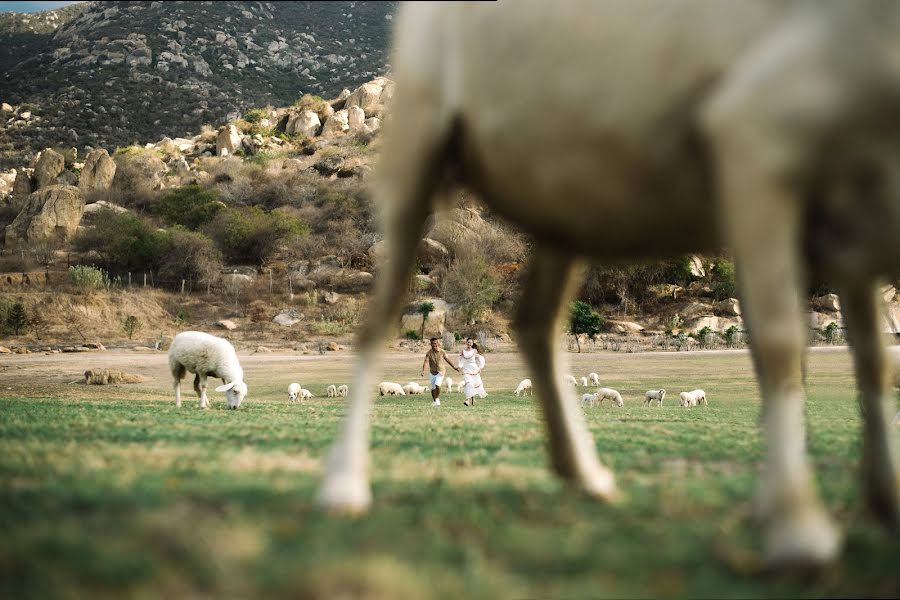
515;250;618;501
707;94;840;566
194;374;210;409
318;87;444;513
839;283;900;528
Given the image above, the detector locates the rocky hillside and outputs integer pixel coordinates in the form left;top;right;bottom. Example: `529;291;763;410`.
0;1;397;168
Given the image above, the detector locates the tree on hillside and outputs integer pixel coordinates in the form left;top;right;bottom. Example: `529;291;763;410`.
417;301;435;339
6;302;28;336
122;315;142;340
569;301;603;353
441;255;499;326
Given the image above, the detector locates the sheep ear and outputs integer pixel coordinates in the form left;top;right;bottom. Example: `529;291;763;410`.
216;382;236;392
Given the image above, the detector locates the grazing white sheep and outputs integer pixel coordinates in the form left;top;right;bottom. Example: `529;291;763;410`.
288;383;302;402
456;381;464;393
588;372;600;386
444;377;454;393
581;393;599;408
514;378;533;396
581;376;588;387
300;388;313;401
337;384;349;397
327;384;338;398
564;375;578;387
169;331;248;410
596;388;624;408
320;1;900;566
377;382;406;396
645;389;666;407
679;390;706;407
402;382;427;395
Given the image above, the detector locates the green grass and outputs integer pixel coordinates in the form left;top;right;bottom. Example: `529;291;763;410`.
0;348;898;598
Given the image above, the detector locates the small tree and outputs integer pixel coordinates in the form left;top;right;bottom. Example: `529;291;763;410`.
6;302;28;336
122;315;142;340
568;301;603;353
441;255;500;325
417;301;435;339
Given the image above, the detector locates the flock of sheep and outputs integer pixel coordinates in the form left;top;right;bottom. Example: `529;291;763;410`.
167;331;714;411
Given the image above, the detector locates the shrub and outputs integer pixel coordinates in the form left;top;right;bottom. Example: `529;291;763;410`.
441;255;500;325
243;107;271;124
6;302;27;335
710;258;737;301
158;228;223;285
569;301;603;353
73;210;168;273
122;315;142;340
68;265;111;291
206;206;308;265
154;185;222;230
823;321;842;345
405;329;420;340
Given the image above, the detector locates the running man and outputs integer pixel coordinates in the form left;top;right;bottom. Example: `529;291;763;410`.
421;337;459;406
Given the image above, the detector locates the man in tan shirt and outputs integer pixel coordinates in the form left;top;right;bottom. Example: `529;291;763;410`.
421;337;459;406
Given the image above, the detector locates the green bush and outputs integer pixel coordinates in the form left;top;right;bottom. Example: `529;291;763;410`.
5;301;27;335
569;301;604;352
243;108;270;124
67;265;110;291
710;258;737;301
154;185;222;230
73;210;168;273
158;228;223;284
405;330;421;340
206;206;308;265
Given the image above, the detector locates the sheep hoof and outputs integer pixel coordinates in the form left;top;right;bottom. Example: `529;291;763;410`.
317;472;372;515
762;507;841;569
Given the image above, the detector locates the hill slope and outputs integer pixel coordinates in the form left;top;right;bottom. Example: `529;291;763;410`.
0;1;397;167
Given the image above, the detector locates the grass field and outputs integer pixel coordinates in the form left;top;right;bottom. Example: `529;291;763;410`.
1;346;898;598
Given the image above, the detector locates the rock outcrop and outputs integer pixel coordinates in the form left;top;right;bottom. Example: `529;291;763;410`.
4;185;86;251
78;149;117;194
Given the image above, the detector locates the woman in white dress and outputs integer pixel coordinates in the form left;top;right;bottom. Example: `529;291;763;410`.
458;337;487;406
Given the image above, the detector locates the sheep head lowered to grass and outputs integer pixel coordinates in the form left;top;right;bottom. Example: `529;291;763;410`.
319;0;900;568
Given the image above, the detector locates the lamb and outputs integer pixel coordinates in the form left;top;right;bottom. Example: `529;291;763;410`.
402;382;427;395
169;331;248;410
564;375;578;387
288;383;302;402
679;390;707;407
581;389;623;408
444;377;454;393
377;381;406;396
319;1;900;567
581;376;588;387
645;389;666;407
514;378;533;396
300;388;313;401
327;384;338;398
588;372;601;386
337;384;349;397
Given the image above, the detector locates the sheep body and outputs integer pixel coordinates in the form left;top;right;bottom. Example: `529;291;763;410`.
378;381;406;396
327;384;338;398
288;383;301;402
337;384;349;397
645;389;666;407
444;377;453;392
403;382;427;395
564;375;578;387
581;376;588;387
514;378;533;396
679;390;707;407
588;372;600;386
583;388;623;408
320;1;900;566
169;331;248;409
300;388;313;400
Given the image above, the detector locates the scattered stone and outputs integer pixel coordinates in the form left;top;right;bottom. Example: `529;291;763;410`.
254;346;273;353
216;319;238;330
272;308;303;326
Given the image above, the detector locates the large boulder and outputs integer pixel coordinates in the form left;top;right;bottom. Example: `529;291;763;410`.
816;293;841;312
347;104;366;129
272;308;303;327
716;298;741;317
344;77;394;117
10;168;33;210
331;270;374;293
33;149;66;190
285;110;321;137
4;185;85;251
78;149;117;194
320;110;350;137
216;124;243;156
112;151;168;191
418;238;449;271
